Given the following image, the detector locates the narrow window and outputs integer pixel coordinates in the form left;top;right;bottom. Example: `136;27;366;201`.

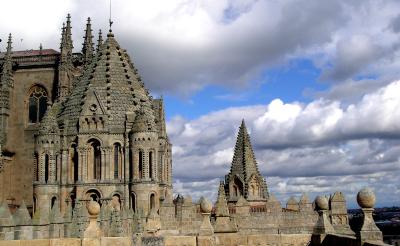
73;147;79;181
44;154;49;183
149;151;153;179
89;140;101;180
129;149;133;180
131;193;136;212
55;155;58;181
51;197;57;209
150;193;155;211
139;151;143;178
28;86;48;123
114;144;120;179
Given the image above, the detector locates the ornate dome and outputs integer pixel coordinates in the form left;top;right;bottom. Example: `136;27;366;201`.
132;105;157;133
59;30;154;134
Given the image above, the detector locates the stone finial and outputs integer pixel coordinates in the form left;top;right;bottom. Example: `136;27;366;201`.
315;195;329;211
200;197;212;213
313;195;335;235
13;201;31;225
83;201;102;238
356;188;383;243
357;187;376;209
199;197;214;236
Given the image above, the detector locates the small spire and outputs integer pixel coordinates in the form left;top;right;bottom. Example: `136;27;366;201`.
60;22;65;50
6;33;12;56
97;29;103;52
82;17;94;65
1;33;13;79
215;181;229;217
65;13;73;50
109;0;113;33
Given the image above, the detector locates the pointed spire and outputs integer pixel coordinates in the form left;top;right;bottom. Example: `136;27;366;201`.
82;17;94;65
49;201;63;224
2;34;12;72
215;181;229;217
0;201;14;226
60;22;66;50
230;119;261;183
96;29;103;52
0;33;13;85
65;13;73;50
13;201;32;225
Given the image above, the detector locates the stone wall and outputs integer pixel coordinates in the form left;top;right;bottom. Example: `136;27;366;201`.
0;234;390;246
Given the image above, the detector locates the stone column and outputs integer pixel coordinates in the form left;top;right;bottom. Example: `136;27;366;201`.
77;147;85;182
311;195;335;245
61;150;68;184
100;147;106;181
133;149;139;180
356;188;383;243
49;153;56;183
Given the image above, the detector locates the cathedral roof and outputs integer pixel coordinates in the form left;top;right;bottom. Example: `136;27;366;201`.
59;30;153;135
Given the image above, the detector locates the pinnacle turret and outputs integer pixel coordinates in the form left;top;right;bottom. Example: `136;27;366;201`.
224;120;269;201
215;181;229;216
82;17;94;65
1;33;13;80
97;29;103;52
65;14;73;50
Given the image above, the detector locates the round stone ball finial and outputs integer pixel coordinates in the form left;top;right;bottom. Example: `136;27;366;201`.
86;200;101;216
314;195;329;210
357;187;376;209
200;197;212;213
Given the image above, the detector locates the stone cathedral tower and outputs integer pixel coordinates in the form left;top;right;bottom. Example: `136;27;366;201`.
224;120;269;205
0;15;173;216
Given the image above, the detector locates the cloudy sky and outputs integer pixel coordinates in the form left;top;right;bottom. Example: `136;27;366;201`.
1;0;400;208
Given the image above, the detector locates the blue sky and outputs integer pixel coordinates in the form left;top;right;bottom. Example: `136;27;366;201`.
164;58;326;120
1;0;400;208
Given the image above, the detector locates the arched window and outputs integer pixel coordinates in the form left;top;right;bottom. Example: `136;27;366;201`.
129;149;133;180
72;146;79;182
150;193;155;211
44;154;49;183
88;139;101;180
28;86;48;123
131;193;136;212
51;196;57;209
113;143;121;179
139;150;143;179
233;177;243;197
149;151;153;179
